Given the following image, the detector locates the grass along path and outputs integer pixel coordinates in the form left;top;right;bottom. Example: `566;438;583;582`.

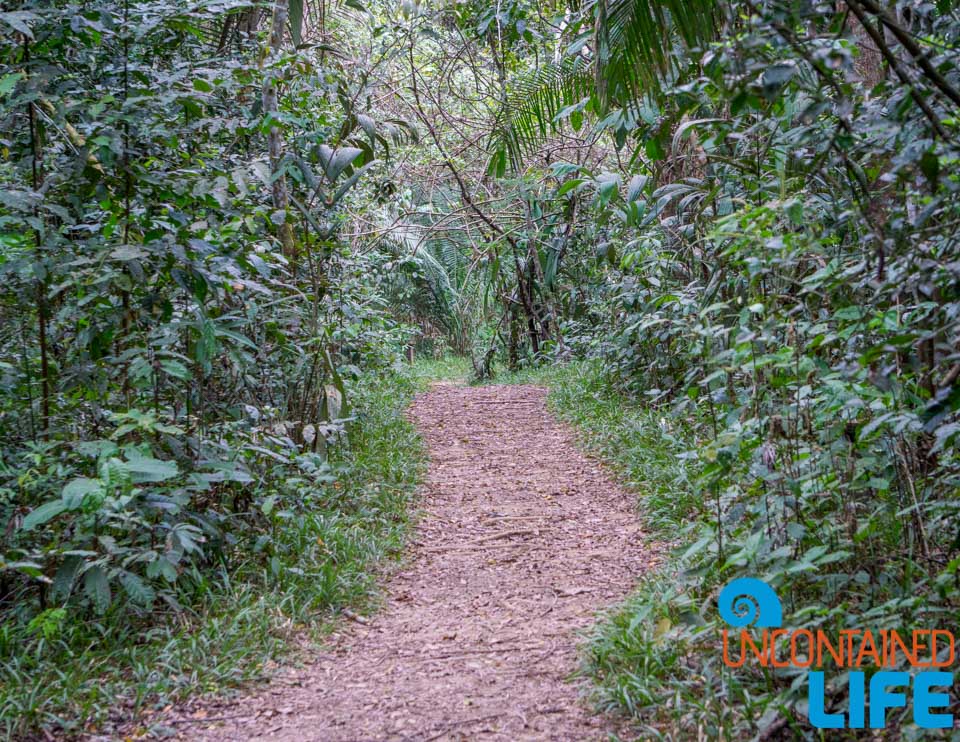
156;380;655;740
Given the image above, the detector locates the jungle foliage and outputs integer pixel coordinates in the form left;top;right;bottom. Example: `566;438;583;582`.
2;0;960;737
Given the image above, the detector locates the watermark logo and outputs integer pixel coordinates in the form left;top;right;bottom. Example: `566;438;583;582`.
718;577;782;628
718;578;955;729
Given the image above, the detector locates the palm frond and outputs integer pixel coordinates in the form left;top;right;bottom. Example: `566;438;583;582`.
487;57;593;176
487;0;722;173
378;228;474;341
597;0;720;108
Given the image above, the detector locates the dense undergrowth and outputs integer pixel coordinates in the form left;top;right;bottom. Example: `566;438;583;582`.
0;1;431;737
0;369;424;738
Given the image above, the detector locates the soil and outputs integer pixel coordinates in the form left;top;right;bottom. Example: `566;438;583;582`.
152;383;653;741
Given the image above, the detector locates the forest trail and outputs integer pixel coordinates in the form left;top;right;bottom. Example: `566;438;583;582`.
170;383;652;741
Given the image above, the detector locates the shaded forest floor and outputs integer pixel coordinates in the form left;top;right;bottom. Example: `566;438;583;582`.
148;381;656;741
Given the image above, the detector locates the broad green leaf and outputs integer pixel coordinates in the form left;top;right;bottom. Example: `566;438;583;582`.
316;145;363;183
0;11;38;38
83;566;112;614
62;477;102;508
557;179;584;196
21;501;67;531
51;555;83;602
0;72;22;97
289;0;304;45
119;571;155;607
123;453;179;483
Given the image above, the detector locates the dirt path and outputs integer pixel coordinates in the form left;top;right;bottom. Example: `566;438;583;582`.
168;383;651;741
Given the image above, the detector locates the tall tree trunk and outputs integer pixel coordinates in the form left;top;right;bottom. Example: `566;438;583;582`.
508;302;519;371
263;0;297;261
217;13;235;54
25;38;50;439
